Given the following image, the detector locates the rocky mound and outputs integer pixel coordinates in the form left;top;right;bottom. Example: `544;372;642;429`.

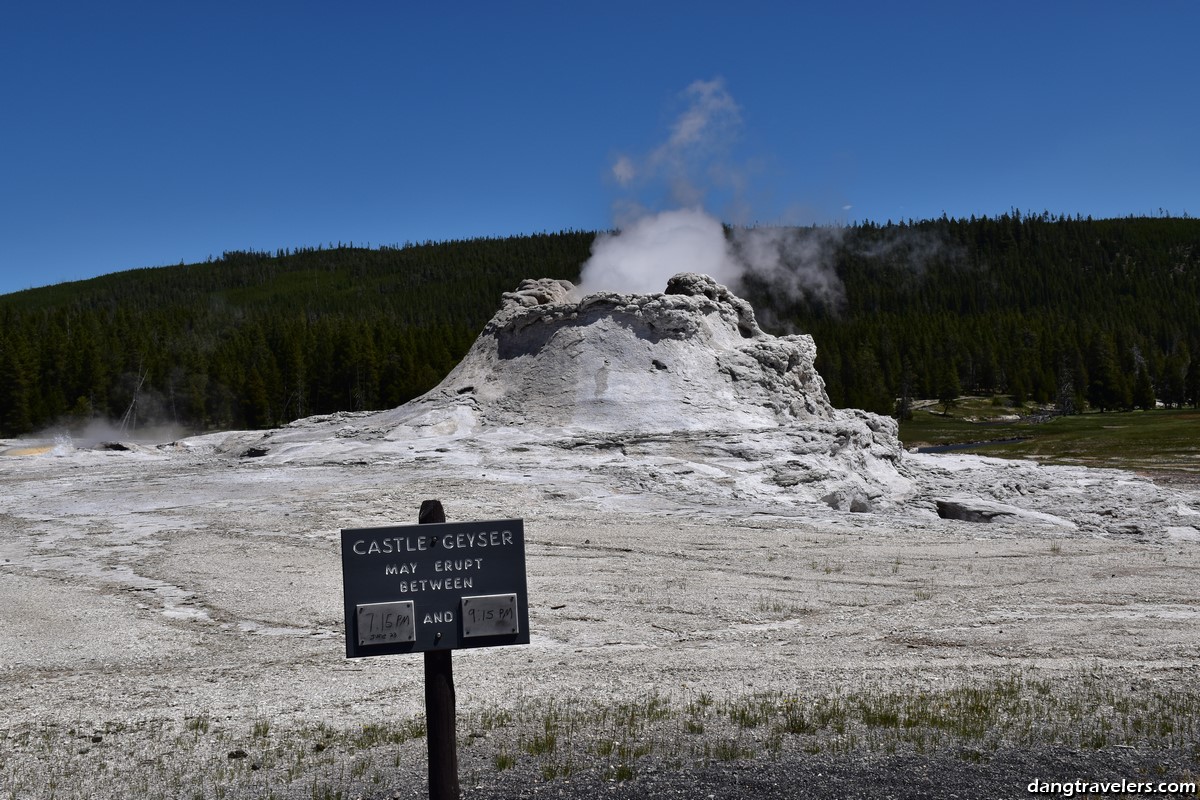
221;274;910;512
403;273;872;433
193;273;1200;532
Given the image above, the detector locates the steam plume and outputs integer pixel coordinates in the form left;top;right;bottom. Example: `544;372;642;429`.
731;225;846;311
580;208;737;294
608;78;741;208
578;78;846;311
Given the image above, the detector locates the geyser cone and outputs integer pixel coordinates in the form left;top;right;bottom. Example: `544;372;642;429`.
406;273;843;434
223;274;910;512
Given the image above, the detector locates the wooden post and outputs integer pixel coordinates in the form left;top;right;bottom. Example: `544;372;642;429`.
419;500;459;800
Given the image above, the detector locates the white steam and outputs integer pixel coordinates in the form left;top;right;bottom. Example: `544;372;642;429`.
579;78;846;310
608;78;741;208
730;225;846;311
18;418;193;456
579;208;738;294
580;210;846;312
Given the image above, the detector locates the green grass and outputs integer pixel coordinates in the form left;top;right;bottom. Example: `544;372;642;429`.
899;402;1200;477
349;720;425;749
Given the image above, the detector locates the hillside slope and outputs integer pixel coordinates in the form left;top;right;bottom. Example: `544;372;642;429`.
1;215;1197;436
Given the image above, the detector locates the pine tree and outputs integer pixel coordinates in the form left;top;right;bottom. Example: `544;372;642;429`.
894;357;916;421
936;360;961;415
848;345;892;414
244;368;273;428
1087;335;1128;412
1132;365;1156;410
1186;357;1200;408
1055;355;1079;415
1160;355;1188;408
0;337;33;433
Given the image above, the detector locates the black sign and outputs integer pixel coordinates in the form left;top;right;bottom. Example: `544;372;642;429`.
340;519;529;658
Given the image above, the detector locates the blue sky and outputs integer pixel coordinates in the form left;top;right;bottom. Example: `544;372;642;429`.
1;1;1196;295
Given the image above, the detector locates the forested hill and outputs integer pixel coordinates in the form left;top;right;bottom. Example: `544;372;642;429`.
0;233;595;434
745;214;1200;417
1;215;1198;437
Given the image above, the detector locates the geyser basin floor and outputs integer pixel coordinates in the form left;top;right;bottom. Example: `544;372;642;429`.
2;272;1196;797
1;447;1199;798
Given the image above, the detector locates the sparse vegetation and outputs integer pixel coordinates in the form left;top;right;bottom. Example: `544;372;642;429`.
9;671;1174;798
439;672;1200;789
492;749;516;771
900;402;1200;479
0;715;439;800
754;595;811;616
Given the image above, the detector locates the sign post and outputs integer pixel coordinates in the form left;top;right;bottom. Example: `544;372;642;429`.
340;501;529;800
419;501;456;800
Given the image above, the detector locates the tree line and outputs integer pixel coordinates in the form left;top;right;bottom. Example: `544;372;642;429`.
1;216;1197;437
0;234;593;434
770;213;1200;417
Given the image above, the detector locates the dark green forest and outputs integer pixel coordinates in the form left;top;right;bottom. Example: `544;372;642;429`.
1;215;1198;437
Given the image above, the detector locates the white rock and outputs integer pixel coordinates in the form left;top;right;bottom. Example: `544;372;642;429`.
935;497;1077;529
229;274;911;510
204;274;1198;536
1167;526;1200;542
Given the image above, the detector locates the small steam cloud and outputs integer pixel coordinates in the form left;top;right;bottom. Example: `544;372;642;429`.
17;418;194;457
581;211;847;312
731;225;846;311
851;226;964;274
579;78;846;311
606;78;742;208
579;208;737;295
612;155;636;187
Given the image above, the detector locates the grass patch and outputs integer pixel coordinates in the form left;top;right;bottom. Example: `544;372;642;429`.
7;671;1199;798
900;403;1200;476
349;720;425;749
461;670;1200;782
